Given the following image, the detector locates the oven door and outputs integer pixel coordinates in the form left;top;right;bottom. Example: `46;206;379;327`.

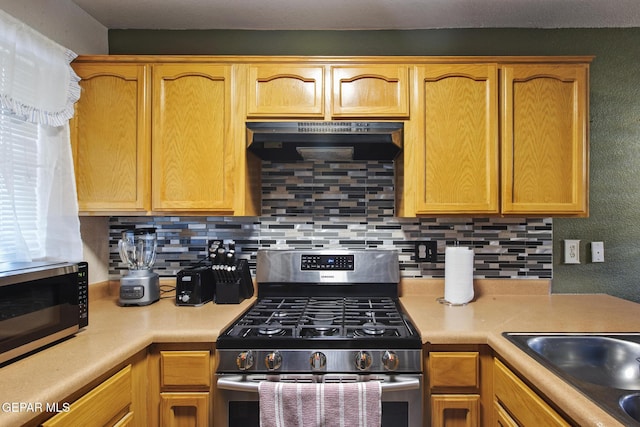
215;374;422;427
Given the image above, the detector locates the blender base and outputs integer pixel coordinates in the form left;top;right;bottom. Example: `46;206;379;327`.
119;271;160;306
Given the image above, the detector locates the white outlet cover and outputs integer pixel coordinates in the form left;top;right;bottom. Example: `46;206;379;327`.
591;241;604;263
564;239;580;264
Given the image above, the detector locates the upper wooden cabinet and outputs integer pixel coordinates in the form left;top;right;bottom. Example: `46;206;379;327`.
331;65;410;118
246;63;410;119
403;59;590;217
151;64;235;212
72;55;589;217
501;64;589;216
247;65;325;118
71;58;260;216
411;64;499;215
71;63;151;213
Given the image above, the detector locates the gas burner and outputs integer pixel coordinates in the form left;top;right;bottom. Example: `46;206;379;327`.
258;322;285;336
301;327;339;337
361;322;386;336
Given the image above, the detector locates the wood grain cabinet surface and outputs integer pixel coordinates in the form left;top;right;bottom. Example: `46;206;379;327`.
150;347;214;427
501;64;589;216
410;63;499;215
494;358;571;427
427;349;483;427
40;351;148;427
151;64;235;213
404;59;590;217
247;65;325;118
72;55;590;217
71;58;258;216
330;65;410;118
71;63;151;213
246;63;409;119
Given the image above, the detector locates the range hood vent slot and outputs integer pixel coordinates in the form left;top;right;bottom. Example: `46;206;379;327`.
247;122;403;162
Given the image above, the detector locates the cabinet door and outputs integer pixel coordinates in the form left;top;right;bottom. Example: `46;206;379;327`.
412;64;499;214
494;358;570;426
160;392;209;427
431;395;480;427
42;365;132;427
152;64;235;212
331;65;410;117
247;65;325;117
71;63;151;213
501;64;589;215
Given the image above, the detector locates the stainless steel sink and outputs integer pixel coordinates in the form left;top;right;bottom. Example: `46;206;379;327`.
526;335;640;389
504;333;640;426
621;393;640;422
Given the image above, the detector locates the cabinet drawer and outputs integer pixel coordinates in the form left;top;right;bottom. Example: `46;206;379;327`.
494;358;570;426
42;365;132;427
161;351;211;388
429;352;479;390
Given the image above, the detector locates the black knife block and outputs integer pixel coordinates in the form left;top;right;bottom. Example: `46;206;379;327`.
213;259;254;304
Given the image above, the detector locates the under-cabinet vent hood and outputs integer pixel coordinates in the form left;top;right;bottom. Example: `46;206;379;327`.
246;122;403;161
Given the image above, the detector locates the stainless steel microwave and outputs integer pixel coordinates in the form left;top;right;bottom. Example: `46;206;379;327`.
0;261;88;365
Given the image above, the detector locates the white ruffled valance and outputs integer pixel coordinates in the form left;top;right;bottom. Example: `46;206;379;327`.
0;9;80;127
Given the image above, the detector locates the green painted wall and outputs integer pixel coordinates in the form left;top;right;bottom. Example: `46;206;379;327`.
109;29;640;302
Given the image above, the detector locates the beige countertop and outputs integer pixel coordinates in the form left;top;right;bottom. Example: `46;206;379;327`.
1;279;638;426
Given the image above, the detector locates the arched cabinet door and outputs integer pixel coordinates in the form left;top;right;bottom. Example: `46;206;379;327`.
71;63;151;213
152;64;235;213
501;64;589;216
411;63;499;215
247;65;325;118
331;65;410;118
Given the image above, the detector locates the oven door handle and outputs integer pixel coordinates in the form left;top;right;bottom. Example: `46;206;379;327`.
216;375;421;393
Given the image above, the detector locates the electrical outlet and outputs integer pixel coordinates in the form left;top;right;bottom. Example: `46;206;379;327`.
564;239;580;264
415;241;437;262
591;241;604;263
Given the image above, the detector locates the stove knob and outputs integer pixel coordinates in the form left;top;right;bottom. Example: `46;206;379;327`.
264;351;282;371
236;351;254;371
382;350;400;371
310;352;327;371
354;351;372;371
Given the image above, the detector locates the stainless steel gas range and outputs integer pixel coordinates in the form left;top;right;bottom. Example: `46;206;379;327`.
215;249;423;427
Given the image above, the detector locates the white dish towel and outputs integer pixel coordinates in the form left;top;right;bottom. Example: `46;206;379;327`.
259;380;382;427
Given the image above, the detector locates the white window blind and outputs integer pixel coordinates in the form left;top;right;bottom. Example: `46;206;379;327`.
0;109;40;262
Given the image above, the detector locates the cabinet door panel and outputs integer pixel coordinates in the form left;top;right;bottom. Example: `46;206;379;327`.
431;394;480;427
160;392;209;427
247;65;324;117
152;64;234;212
71;63;150;212
494;358;570;426
413;64;499;214
43;365;132;427
502;64;588;215
332;65;409;117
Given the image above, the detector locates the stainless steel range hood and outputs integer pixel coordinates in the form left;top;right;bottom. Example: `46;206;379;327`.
246;122;403;161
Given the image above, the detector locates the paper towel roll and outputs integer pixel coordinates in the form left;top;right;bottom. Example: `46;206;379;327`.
444;246;474;305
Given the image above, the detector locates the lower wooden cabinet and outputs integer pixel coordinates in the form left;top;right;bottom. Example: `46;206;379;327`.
493;358;570;427
427;345;492;427
431;394;480;427
160;392;209;426
149;344;215;427
40;351;147;427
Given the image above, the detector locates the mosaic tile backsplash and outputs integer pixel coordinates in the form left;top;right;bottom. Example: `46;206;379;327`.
108;161;553;280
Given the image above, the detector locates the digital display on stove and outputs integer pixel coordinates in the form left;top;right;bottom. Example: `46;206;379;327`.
300;254;354;270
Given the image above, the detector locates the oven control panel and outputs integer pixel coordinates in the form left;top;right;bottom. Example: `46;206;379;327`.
301;254;354;270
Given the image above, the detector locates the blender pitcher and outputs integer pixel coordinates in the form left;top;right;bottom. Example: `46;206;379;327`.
118;227;160;306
